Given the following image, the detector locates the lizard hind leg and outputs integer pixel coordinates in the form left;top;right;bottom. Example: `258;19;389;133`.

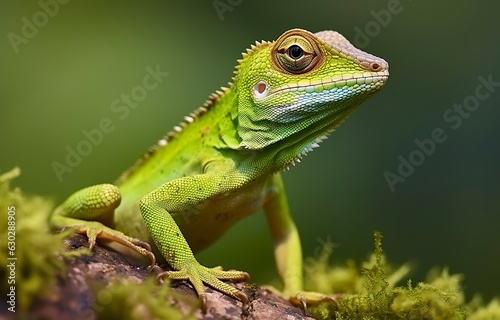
50;184;156;266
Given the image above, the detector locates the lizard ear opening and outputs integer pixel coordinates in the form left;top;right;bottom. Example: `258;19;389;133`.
252;81;268;100
271;30;323;74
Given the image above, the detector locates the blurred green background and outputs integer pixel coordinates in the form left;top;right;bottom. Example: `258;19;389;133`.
1;0;499;300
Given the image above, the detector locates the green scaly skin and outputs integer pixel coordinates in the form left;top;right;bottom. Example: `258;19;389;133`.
50;29;389;312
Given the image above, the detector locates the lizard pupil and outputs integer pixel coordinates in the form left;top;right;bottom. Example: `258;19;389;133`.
288;45;303;60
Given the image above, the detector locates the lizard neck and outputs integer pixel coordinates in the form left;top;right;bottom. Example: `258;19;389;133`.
265;108;355;172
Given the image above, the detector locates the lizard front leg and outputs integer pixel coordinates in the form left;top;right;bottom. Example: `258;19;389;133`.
138;158;250;312
50;184;156;266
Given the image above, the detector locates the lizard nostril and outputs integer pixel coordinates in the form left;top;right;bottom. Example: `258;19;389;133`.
370;62;382;72
359;61;384;72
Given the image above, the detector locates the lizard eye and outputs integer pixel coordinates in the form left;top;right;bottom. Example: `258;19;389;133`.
272;31;322;74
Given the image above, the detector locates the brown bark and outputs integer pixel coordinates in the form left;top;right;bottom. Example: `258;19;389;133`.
26;235;312;320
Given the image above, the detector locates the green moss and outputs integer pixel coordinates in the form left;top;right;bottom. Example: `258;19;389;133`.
90;278;197;320
468;298;500;320
0;168;76;312
305;231;498;320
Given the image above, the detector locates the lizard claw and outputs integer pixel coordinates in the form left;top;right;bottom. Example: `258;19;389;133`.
132;238;152;251
289;291;340;315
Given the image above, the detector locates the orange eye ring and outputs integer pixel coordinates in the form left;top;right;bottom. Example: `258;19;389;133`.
271;30;323;74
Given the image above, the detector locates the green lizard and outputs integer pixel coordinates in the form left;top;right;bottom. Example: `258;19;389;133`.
50;28;389;312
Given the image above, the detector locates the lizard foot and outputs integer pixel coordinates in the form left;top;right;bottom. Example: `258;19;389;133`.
73;222;156;267
289;291;341;315
157;259;250;313
51;184;157;267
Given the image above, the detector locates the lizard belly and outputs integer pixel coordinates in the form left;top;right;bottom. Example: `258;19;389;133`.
176;176;275;253
113;175;277;258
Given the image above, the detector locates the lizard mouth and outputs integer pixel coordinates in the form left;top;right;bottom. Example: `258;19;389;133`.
268;71;389;96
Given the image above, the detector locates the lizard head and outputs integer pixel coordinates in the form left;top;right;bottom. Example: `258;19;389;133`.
232;28;389;153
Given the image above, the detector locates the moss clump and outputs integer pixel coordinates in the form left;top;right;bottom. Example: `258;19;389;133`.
90;278;197;320
0;168;77;312
468;298;500;320
305;231;498;320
